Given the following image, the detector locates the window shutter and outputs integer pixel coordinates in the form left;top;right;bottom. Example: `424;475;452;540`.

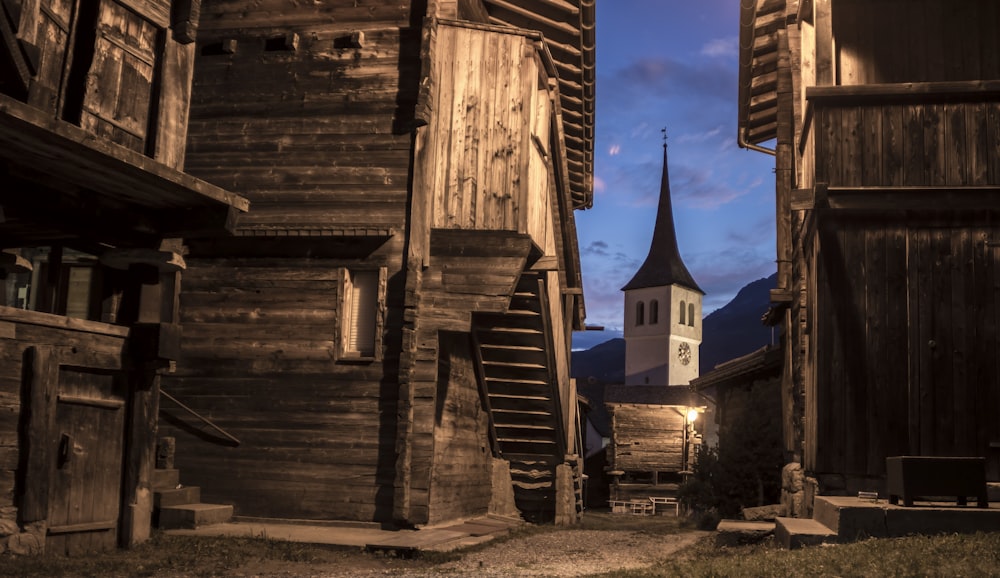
348;270;377;356
80;0;159;152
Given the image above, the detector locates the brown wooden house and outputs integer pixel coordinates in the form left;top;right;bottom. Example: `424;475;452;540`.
739;0;1000;508
0;0;247;554
157;0;595;527
604;385;707;502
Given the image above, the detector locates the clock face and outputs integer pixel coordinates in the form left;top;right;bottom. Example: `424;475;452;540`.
677;342;691;365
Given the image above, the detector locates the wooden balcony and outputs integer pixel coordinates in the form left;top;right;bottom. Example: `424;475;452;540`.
799;81;1000;198
420;20;564;257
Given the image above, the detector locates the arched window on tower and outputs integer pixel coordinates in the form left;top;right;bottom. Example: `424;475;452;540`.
636;301;645;326
688;303;695;327
649;300;659;324
679;300;686;325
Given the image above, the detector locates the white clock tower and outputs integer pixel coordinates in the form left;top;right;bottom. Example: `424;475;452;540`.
622;139;703;387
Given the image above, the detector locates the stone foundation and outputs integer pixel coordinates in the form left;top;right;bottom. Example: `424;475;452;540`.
0;508;45;555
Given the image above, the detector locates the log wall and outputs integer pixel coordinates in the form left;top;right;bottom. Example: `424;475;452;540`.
169;0;422;522
162;250;402;521
608;405;685;473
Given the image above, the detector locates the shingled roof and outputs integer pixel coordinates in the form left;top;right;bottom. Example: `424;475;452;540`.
621;145;703;293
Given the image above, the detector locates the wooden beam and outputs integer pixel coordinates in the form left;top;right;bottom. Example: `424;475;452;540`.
805;185;1000;212
806;81;1000;104
814;0;833;86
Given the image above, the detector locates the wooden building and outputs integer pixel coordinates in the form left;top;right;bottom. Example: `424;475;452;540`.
739;0;1000;506
604;385;706;502
158;0;595;527
0;0;247;554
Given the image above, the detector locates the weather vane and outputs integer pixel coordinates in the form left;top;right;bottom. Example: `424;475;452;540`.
661;127;668;149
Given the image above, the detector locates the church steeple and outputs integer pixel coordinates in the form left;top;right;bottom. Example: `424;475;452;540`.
621;135;703;387
621;139;702;294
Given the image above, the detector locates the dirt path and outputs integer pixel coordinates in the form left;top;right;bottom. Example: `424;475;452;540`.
222;528;709;577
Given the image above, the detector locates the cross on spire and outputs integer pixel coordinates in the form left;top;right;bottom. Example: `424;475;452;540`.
662;127;668;149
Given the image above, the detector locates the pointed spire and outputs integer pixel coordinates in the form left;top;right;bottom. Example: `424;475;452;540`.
621;137;703;293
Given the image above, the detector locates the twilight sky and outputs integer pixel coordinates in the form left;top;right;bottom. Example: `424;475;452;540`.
573;0;778;348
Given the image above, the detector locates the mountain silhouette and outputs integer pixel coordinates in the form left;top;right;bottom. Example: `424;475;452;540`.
571;273;776;384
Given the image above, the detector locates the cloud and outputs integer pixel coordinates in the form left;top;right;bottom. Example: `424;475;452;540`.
671;165;752;210
701;37;738;59
604;56;737;107
593;175;607;195
608;144;621;156
583;240;610;256
675;125;724;145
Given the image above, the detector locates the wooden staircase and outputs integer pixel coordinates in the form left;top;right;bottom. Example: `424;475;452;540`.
152;439;233;529
473;273;566;522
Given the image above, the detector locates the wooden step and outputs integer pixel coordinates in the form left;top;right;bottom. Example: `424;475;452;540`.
154;485;201;508
774;517;838;549
495;425;557;441
152;468;180;490
479;344;546;365
492;411;557;427
485;379;551;397
488;396;554;413
158;503;234;530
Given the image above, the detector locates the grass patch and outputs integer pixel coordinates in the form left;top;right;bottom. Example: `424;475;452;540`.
0;532;364;578
594;532;1000;578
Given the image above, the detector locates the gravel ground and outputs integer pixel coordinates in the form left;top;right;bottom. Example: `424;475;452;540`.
223;526;709;578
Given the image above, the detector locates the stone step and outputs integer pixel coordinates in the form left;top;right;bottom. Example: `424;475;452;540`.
152;468;180;490
775;517;838;549
715;519;775;546
158;503;234;530
154;485;201;509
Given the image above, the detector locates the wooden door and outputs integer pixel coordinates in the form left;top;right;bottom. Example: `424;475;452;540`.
46;366;126;556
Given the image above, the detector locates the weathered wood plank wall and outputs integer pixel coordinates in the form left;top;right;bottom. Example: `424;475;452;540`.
426;332;492;525
608;405;685;473
808;217;1000;486
0;309;128;545
835;0;1000;86
814;102;1000;188
425;23;552;244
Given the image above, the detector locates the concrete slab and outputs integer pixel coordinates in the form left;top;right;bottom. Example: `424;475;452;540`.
715;519;775;546
774;517;837;550
813;496;1000;540
163;516;520;553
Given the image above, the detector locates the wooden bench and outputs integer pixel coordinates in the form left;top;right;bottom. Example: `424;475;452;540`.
649;496;680;516
886;456;989;508
608;499;655;515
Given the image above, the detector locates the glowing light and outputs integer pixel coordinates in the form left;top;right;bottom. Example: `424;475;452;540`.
687;408;699;422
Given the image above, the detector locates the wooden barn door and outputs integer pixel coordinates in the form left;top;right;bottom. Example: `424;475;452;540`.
46;366;126;555
24;346;128;555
